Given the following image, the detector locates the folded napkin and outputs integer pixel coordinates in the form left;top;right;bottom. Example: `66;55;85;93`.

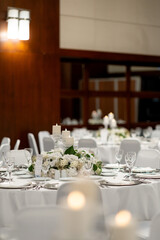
136;173;160;179
0;181;30;189
132;167;155;173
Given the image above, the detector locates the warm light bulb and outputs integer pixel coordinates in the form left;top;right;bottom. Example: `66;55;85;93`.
19;10;30;40
7;8;19;40
67;191;86;210
115;210;132;227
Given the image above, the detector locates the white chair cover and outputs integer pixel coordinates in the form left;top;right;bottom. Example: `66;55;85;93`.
1;137;11;146
7;150;30;166
120;139;141;164
135;149;160;169
56;180;105;238
28;133;39;156
43;137;54;152
14;206;66;240
38;131;50;153
0;143;10;163
148;212;160;240
151;130;160;138
14;139;20;150
78;138;97;148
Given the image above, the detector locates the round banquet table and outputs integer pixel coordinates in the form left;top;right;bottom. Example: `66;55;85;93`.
1;171;160;231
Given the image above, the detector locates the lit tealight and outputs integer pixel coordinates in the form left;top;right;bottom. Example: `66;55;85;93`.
67;191;86;211
115;210;132;227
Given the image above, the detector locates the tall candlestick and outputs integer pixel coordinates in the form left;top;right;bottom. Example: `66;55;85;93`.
52;124;61;135
108;112;114;120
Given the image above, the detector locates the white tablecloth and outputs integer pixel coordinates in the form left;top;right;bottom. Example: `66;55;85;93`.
1;173;160;229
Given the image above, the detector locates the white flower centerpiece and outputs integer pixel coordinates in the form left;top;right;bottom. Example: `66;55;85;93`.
29;146;102;178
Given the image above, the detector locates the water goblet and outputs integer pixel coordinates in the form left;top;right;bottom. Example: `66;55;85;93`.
24;148;33;167
41;159;50;183
115;149;124;172
84;160;93;176
6;157;15;183
125;152;136;180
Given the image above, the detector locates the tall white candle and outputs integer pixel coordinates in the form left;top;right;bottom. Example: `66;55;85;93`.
52;124;61;135
62;129;70;138
108;112;114;120
111;119;117;128
108;210;136;240
64;136;74;147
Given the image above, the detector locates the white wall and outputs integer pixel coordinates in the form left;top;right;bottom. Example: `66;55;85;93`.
60;0;160;56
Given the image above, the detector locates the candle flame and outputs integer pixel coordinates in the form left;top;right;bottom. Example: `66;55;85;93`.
67;191;86;210
115;210;132;227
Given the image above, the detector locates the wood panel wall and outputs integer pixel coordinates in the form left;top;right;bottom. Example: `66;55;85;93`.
0;0;60;149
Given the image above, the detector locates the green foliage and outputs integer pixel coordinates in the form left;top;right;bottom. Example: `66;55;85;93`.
28;164;34;172
64;145;76;155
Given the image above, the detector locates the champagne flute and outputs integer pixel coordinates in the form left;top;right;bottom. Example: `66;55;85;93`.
41;159;50;183
6;157;15;183
125;152;136;180
115;149;124;172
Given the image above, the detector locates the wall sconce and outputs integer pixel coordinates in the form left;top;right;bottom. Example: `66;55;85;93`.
7;7;30;40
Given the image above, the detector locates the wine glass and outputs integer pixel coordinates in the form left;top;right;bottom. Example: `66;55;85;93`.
125;152;136;180
24;148;33;168
41;159;50;183
115;149;124;171
84;160;93;176
5;157;15;183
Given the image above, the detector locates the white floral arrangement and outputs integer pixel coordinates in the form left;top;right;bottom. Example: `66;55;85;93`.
29;146;102;178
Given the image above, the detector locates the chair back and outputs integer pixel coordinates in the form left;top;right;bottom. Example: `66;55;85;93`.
56;180;105;236
120;138;141;164
135;149;160;169
15;206;65;240
14;139;21;150
43;137;54;152
151;130;160;138
7;149;30;166
28;133;39;156
148;212;160;240
38;131;50;153
78;138;97;148
1;137;11;145
0;143;10;162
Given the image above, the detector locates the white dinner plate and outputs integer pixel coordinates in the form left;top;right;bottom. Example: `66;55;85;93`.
105;180;141;186
132;167;155;173
32;177;51;182
104;164;125;169
60;177;77;181
87;175;102;180
18;174;34;179
102;169;116;173
0;168;7;172
0;182;30;189
44;183;59;190
13;170;27;176
101;172;117;177
136;173;160;179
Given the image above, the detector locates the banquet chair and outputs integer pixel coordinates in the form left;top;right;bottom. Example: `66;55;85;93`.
43;137;54;152
135;149;160;169
78;138;97;148
148;211;160;240
28;133;39;156
155;124;160;130
0;143;10;162
7;149;30;166
14;139;20;150
151;130;160;138
38;131;50;153
120;139;141;164
1;137;11;146
56;180;106;236
14;206;67;240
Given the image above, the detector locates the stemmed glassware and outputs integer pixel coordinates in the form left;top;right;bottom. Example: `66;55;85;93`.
5;156;15;183
125;152;136;180
41;159;50;183
115;149;124;172
84;160;93;176
24;148;33;168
